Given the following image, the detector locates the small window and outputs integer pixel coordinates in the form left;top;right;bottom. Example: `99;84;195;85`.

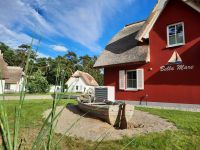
167;22;185;47
119;69;144;91
5;83;10;90
126;71;137;89
76;86;78;90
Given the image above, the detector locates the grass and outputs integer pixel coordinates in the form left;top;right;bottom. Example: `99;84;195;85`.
0;99;77;148
4;99;76;128
2;100;200;150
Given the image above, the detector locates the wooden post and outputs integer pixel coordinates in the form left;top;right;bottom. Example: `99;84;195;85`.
119;103;127;129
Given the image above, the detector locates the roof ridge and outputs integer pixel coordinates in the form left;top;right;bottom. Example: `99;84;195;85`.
7;66;23;69
75;70;90;75
71;70;98;86
125;20;146;27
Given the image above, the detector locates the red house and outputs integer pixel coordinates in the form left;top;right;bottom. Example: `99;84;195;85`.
94;0;200;105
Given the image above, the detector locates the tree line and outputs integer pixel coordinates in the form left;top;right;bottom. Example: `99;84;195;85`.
0;42;103;91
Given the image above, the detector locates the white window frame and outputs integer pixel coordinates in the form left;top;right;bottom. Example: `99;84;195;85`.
167;22;185;48
126;70;138;91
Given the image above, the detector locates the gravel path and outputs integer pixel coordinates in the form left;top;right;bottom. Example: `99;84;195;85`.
0;95;52;100
43;105;177;141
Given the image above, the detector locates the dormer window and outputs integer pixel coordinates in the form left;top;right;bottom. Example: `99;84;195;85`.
167;22;185;47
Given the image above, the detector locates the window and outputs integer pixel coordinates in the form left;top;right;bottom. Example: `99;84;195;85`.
127;71;137;89
119;69;144;91
167;22;185;47
76;86;79;90
5;83;10;90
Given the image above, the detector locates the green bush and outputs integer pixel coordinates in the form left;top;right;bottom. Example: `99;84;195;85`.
27;70;50;93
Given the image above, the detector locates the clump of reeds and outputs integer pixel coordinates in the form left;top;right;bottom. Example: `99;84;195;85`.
0;36;67;149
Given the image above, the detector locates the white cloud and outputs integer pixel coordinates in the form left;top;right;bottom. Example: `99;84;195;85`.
51;45;68;52
41;0;135;52
0;24;32;48
37;52;50;58
0;0;136;52
0;0;56;35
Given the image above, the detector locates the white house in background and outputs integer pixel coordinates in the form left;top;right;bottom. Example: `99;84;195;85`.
66;70;99;93
4;66;25;93
0;51;25;94
49;85;62;93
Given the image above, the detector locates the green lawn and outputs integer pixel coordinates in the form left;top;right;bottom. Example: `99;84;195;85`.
2;100;200;150
4;99;76;128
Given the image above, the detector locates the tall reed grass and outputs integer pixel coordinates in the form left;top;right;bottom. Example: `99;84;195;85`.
0;37;68;149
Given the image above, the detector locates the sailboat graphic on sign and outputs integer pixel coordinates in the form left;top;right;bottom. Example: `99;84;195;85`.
168;51;182;65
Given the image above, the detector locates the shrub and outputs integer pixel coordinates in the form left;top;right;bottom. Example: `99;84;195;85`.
27;70;50;93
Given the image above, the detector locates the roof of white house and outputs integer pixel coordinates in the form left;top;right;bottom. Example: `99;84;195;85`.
0;50;24;83
5;66;24;84
0;51;8;79
70;70;99;86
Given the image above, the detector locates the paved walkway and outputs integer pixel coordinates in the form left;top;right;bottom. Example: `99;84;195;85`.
125;101;200;112
0;95;53;100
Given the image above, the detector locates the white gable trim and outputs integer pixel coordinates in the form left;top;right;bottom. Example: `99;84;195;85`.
142;12;160;39
137;0;200;41
136;0;169;41
183;0;200;13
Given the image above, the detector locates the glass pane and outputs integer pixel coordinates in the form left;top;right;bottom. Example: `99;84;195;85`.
176;33;183;43
127;80;132;88
169;35;176;45
132;80;137;88
127;72;132;79
127;79;137;88
127;71;136;80
176;24;183;34
127;71;137;88
168;25;175;36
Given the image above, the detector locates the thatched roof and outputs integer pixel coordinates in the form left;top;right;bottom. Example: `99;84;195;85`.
71;70;99;86
0;52;8;79
5;66;23;84
94;21;150;68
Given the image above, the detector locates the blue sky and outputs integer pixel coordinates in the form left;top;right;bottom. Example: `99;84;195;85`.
0;0;157;58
